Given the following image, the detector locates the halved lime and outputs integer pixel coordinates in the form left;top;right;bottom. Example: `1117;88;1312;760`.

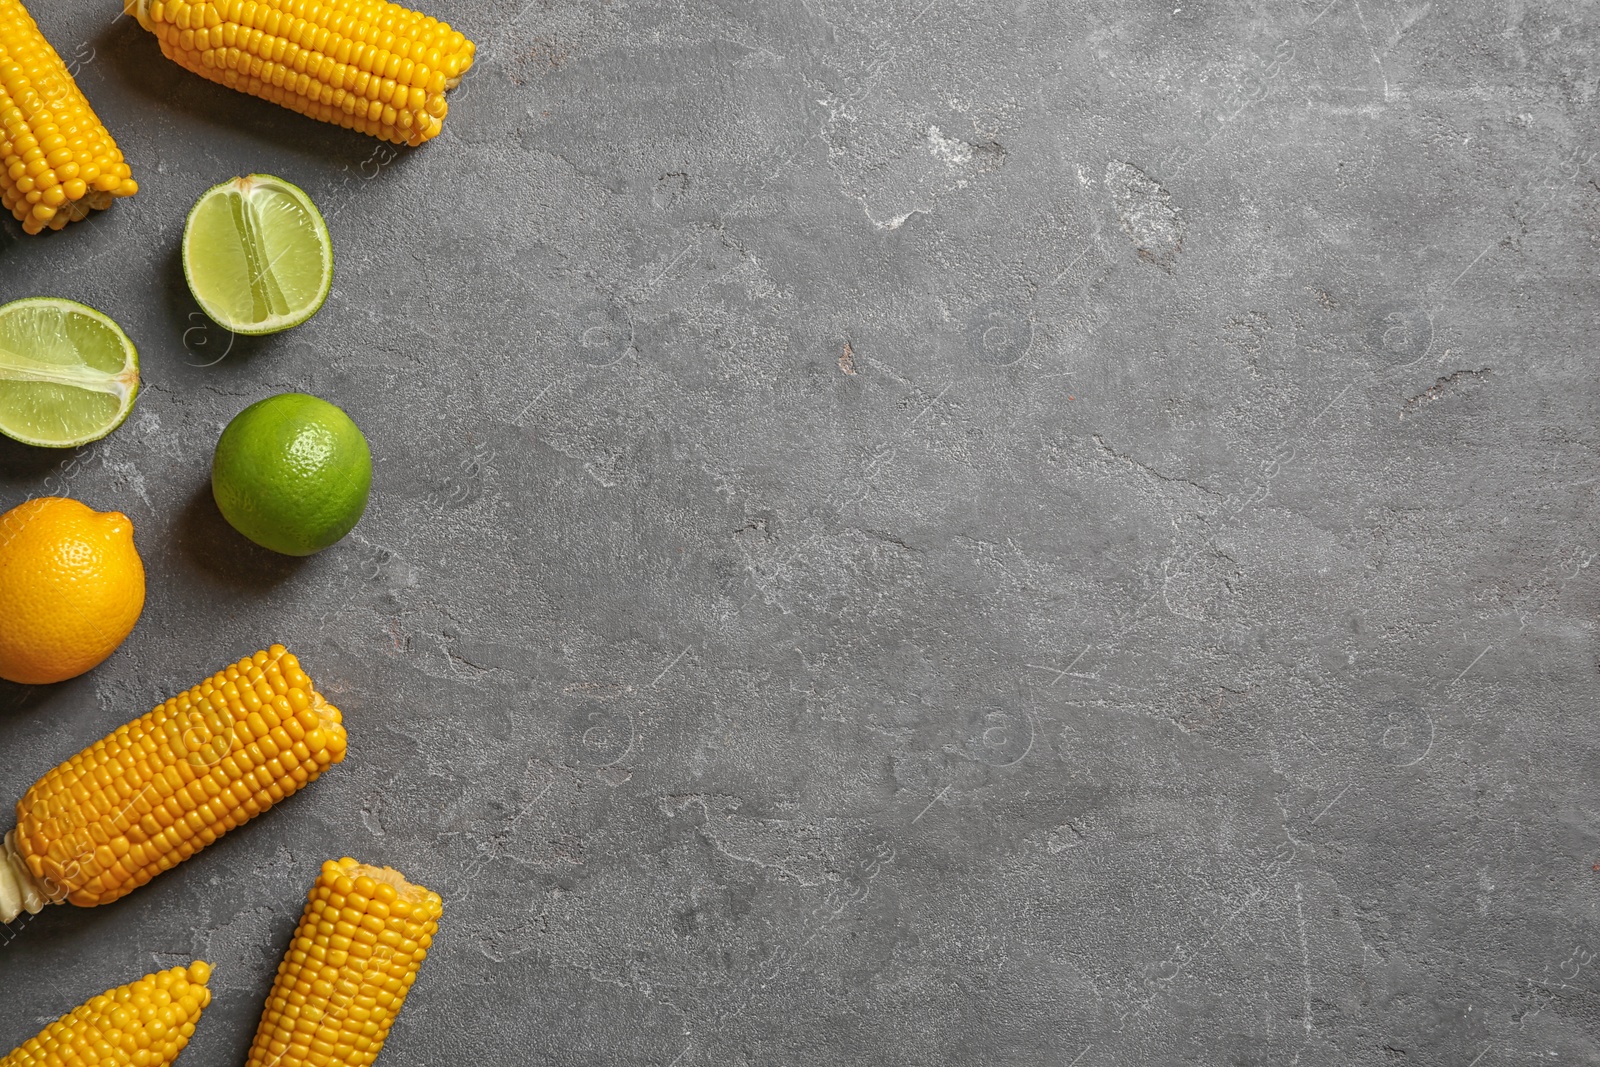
0;297;139;448
182;174;333;335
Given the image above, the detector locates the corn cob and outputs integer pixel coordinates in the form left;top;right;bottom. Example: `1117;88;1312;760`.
128;0;475;147
247;858;442;1067
0;0;138;233
1;961;213;1067
0;645;346;924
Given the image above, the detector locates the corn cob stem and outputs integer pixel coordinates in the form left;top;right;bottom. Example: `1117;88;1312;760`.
129;0;476;146
0;645;346;925
1;962;213;1067
247;858;442;1067
0;828;55;921
0;0;138;233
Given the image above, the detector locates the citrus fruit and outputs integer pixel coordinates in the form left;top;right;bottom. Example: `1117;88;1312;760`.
212;393;372;556
0;297;139;448
182;174;333;335
0;497;146;685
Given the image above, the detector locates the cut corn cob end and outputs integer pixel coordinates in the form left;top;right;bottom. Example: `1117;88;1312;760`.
0;645;347;925
132;0;476;147
247;858;442;1067
0;828;59;924
0;961;213;1067
0;0;138;234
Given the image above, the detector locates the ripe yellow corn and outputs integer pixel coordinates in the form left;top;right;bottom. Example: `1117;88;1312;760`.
0;646;346;924
128;0;475;147
0;0;138;234
246;858;442;1067
1;961;213;1067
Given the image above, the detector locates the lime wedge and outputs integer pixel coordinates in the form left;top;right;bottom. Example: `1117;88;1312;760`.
182;174;333;335
0;297;139;448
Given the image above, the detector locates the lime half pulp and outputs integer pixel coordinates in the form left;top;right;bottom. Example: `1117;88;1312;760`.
0;297;139;448
183;174;333;335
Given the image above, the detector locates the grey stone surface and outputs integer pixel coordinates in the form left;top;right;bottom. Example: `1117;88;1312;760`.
2;0;1599;1063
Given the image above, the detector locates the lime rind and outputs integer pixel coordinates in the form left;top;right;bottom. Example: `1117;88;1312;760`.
182;174;334;336
211;393;372;556
0;297;139;449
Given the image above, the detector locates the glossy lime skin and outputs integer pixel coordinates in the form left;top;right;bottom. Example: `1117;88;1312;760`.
212;393;372;556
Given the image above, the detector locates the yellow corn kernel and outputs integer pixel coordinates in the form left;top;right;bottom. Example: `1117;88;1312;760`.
0;962;213;1067
0;646;346;923
0;0;137;234
246;859;443;1067
130;0;473;146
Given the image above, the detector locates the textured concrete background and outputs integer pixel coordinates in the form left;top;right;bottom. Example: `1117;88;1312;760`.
2;0;1599;1063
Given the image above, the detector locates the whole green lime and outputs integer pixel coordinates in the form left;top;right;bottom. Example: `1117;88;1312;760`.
212;393;372;556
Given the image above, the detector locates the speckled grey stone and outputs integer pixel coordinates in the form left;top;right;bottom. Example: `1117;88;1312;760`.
3;1;1599;1064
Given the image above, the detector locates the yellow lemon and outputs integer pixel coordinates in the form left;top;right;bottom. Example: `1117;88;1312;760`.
0;497;145;685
